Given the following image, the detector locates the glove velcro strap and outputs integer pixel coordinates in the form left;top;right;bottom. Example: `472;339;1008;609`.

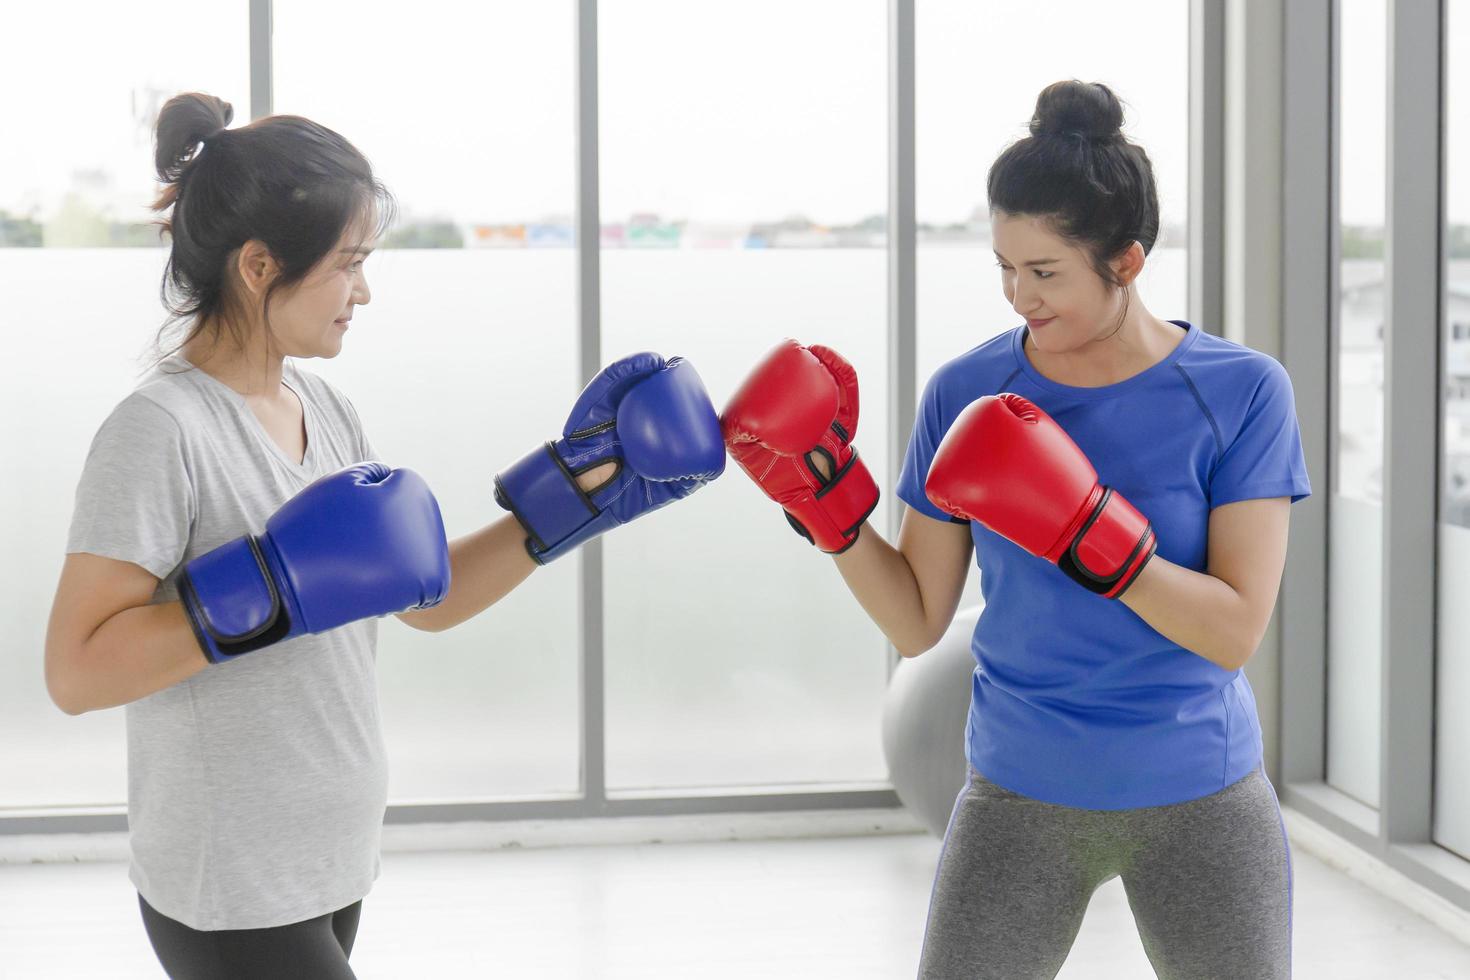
179;536;291;664
783;450;881;554
494;442;602;564
1058;487;1157;599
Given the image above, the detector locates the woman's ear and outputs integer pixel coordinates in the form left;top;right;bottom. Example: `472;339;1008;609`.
234;240;280;298
1111;241;1146;288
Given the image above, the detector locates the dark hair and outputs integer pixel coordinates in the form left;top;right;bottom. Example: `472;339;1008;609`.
149;92;395;364
987;80;1159;311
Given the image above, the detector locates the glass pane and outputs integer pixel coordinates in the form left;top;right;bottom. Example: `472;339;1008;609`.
599;0;891;793
916;0;1189;383
0;5;249;808
275;0;580;802
1327;0;1388;809
1436;0;1470;859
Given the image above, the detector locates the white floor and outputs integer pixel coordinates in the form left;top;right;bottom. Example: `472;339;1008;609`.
3;823;1470;979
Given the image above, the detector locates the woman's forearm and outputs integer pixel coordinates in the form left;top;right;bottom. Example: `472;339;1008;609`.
47;602;207;715
396;514;538;632
831;523;964;658
399;463;617;633
1120;557;1262;670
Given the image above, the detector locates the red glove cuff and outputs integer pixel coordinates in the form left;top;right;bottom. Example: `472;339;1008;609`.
1057;487;1157;598
783;450;880;554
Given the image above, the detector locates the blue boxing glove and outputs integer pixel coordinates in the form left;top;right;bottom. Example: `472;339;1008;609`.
495;353;725;563
180;463;451;664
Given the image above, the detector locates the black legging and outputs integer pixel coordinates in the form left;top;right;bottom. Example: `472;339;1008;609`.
138;894;362;979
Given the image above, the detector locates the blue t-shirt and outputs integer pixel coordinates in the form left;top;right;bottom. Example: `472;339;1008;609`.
896;320;1311;810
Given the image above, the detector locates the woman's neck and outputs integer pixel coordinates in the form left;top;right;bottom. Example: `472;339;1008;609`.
181;322;286;399
1025;293;1181;387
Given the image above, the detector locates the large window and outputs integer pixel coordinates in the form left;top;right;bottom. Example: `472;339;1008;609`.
273;0;582;801
0;3;249;808
1436;0;1470;861
598;0;891;792
1327;0;1388;811
2;2;1199;817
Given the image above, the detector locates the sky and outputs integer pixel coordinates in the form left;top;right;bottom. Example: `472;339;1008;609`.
1;0;1464;230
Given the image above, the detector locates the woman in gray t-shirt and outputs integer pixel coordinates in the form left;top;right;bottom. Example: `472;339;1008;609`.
47;92;723;978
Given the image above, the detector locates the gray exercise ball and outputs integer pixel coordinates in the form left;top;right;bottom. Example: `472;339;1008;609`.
881;606;982;837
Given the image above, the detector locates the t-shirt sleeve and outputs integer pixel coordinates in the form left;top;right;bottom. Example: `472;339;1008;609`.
896;372;959;523
65;395;196;579
1209;359;1313;507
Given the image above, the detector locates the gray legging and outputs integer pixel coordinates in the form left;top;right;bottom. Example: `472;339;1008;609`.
918;766;1292;979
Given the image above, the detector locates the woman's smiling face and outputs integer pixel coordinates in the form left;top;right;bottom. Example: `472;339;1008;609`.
991;210;1136;355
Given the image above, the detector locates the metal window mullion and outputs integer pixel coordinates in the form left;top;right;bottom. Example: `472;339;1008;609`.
884;0;915;679
249;0;272;120
575;0;607;810
1188;0;1226;337
887;0;916;548
1279;0;1332;787
1379;0;1442;847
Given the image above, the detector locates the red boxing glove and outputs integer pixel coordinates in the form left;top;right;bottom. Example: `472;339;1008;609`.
721;339;880;553
925;393;1156;598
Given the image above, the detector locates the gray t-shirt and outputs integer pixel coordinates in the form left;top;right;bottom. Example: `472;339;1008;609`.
66;354;388;931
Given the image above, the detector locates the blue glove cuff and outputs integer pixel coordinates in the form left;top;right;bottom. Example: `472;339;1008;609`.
495;442;611;564
179;535;293;664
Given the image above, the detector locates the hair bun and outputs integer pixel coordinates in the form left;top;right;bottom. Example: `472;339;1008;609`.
154;92;235;183
1028;80;1125;144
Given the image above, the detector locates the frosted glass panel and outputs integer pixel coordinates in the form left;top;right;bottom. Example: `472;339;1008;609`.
275;0;581;801
1436;526;1470;857
599;0;891;792
601;253;891;791
301;252;581;801
0;0;249;808
0;251;174;807
1326;498;1382;808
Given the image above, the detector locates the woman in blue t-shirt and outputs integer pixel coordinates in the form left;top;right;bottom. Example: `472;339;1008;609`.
722;80;1310;978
